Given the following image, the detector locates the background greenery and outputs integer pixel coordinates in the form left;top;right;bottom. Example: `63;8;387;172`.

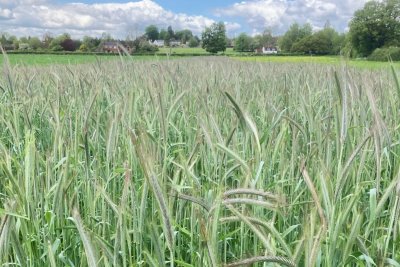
1;0;399;60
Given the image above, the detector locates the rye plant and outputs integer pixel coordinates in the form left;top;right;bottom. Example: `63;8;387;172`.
0;53;399;266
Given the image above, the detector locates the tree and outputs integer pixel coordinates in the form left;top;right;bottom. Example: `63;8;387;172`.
0;33;11;45
291;26;345;55
132;36;158;53
234;33;253;52
49;33;70;51
159;29;167;40
349;0;400;57
278;23;312;52
28;37;43;50
0;33;17;50
254;28;277;48
175;29;193;44
167;26;175;40
61;38;79;51
188;36;200;47
145;25;159;42
201;22;227;54
101;32;113;42
80;36;101;52
161;25;175;46
42;32;53;49
12;38;19;50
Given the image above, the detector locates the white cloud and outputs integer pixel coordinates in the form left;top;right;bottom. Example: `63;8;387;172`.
216;0;368;34
0;0;47;8
0;0;371;39
0;0;238;38
0;8;14;19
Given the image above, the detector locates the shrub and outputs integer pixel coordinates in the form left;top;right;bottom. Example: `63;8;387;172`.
368;47;400;61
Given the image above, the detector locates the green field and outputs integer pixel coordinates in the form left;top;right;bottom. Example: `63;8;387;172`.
0;53;170;66
157;47;236;55
235;55;400;69
1;57;400;266
2;52;399;71
0;54;117;66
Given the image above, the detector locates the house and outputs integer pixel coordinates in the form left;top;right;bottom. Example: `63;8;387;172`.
151;40;165;47
255;46;278;54
101;41;119;53
0;43;16;51
169;40;181;47
101;41;132;53
19;43;30;50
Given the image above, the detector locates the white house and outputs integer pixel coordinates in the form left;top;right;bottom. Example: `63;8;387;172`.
255;46;278;54
263;47;278;54
169;40;182;47
151;40;165;47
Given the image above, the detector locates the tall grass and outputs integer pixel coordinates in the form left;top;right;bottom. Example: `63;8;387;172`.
0;55;399;266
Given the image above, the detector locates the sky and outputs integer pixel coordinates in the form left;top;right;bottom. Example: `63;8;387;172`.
0;0;370;39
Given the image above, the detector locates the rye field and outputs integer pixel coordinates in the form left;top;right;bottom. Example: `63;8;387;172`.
0;55;400;267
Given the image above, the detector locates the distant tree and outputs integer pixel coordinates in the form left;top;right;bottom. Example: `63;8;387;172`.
292;34;329;55
42;32;53;49
225;37;234;47
234;33;253;52
101;32;113;42
0;33;11;45
291;26;345;55
0;33;18;50
163;25;175;46
278;23;312;52
175;29;193;44
51;44;64;52
8;35;17;45
201;22;227;53
145;25;159;42
60;38;79;51
132;36;158;53
19;37;29;44
80;36;101;52
349;0;400;57
253;28;277;48
159;29;167;40
12;38;19;50
167;26;175;39
188;36;200;47
28;37;43;50
49;33;70;51
333;34;346;55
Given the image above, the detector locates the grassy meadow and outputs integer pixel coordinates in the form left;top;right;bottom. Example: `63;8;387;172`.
0;54;117;66
2;52;399;71
157;47;236;55
0;55;400;267
0;54;172;66
235;56;400;70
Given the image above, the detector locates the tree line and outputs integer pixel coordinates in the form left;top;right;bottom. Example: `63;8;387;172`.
0;0;399;59
232;0;399;60
0;25;201;53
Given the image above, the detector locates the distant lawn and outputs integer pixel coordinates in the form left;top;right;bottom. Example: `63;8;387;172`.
0;53;170;66
234;55;400;70
157;47;235;55
2;53;398;70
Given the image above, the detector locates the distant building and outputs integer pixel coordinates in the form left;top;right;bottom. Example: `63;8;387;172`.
169;40;181;47
101;41;132;53
0;43;16;51
255;46;278;54
19;43;30;50
151;40;165;47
